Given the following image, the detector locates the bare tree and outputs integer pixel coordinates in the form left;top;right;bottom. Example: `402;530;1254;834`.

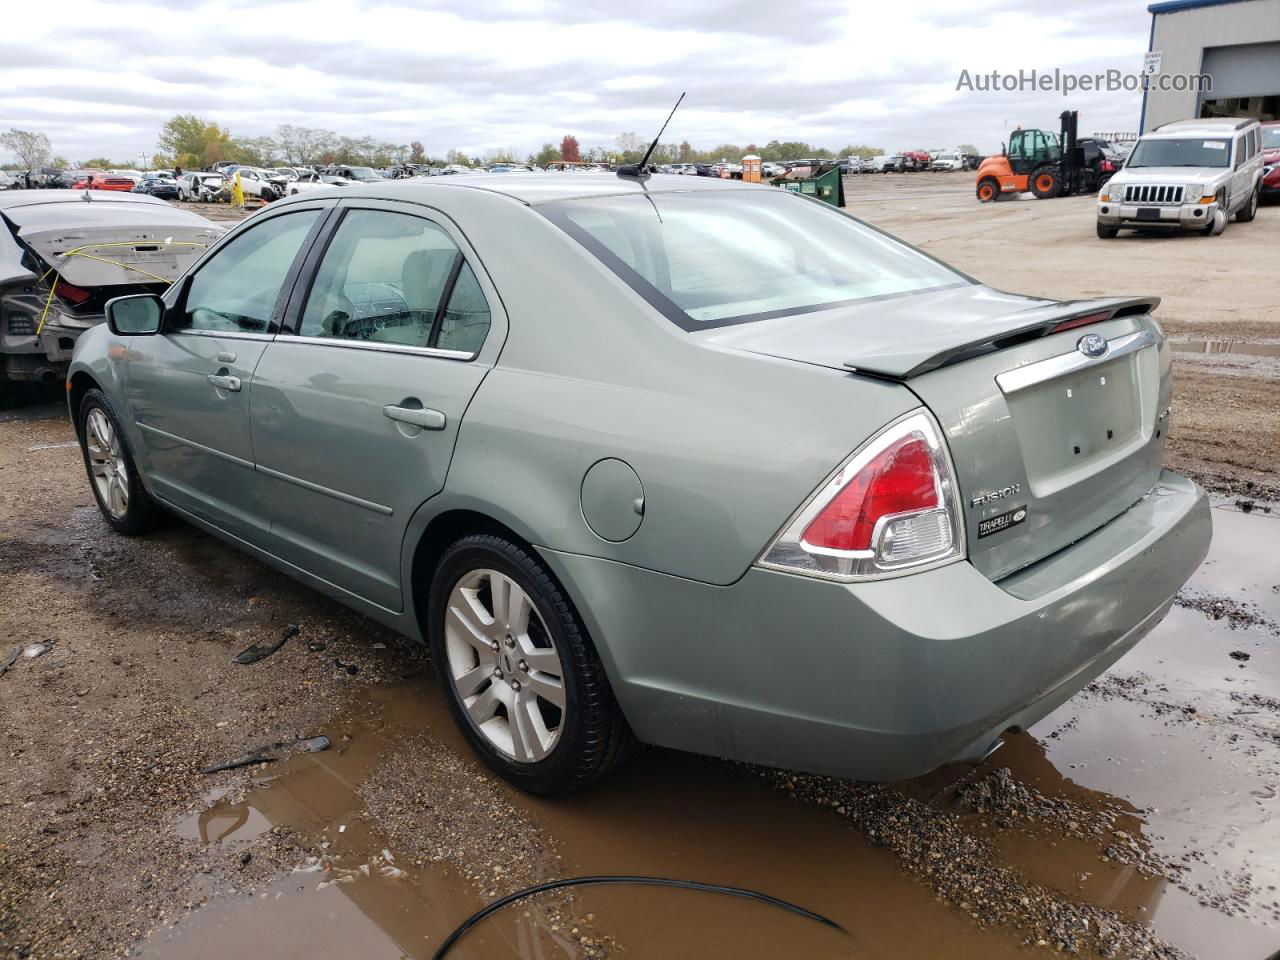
1;128;52;171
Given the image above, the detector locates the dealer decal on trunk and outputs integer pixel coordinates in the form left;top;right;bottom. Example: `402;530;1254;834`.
978;505;1028;539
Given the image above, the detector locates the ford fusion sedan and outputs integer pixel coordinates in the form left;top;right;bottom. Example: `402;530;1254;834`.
69;173;1210;794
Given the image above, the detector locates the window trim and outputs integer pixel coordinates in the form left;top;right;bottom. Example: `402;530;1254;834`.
538;192;971;332
163;204;332;338
279;203;487;359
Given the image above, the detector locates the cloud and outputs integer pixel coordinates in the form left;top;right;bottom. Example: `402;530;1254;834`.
0;0;1153;163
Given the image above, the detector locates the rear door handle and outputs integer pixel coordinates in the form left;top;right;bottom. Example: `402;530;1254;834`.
383;404;446;430
207;374;242;392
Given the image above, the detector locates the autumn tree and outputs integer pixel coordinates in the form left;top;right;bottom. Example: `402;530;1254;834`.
677;140;693;161
409;141;427;164
560;135;581;163
1;128;51;171
157;115;235;169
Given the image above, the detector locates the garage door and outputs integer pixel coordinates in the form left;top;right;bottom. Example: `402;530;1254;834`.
1199;42;1280;121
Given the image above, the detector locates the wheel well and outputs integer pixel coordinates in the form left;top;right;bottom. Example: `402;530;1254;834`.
67;372;97;435
409;509;537;636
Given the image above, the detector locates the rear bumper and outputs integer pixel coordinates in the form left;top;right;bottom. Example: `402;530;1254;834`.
543;471;1210;781
1096;200;1217;230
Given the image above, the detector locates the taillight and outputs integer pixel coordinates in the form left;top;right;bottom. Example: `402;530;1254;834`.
55;281;91;305
758;411;964;581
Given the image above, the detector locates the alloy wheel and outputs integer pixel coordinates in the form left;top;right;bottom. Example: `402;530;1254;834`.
443;568;566;763
85;408;129;519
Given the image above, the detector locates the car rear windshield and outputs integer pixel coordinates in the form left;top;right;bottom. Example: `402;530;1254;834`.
1127;137;1231;168
1264;127;1280;149
541;191;967;329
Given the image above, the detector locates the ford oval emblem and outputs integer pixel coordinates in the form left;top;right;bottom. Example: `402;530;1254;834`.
1078;333;1108;358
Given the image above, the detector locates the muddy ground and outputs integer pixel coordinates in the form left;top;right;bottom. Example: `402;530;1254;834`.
2;176;1278;960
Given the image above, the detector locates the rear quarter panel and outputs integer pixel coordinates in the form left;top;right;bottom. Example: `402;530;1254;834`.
425;188;919;585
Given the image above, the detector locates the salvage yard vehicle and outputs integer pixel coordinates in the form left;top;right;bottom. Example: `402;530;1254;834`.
286;172;355;195
1261;121;1279;199
226;167;287;201
930;152;964;171
131;174;180;200
71;171;137;192
0;190;221;388
176;172;225;202
1096;118;1265;237
69;173;1210;794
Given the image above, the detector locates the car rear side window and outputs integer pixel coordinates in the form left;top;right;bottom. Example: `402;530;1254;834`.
298;209;489;353
177;209;320;334
542;191;967;330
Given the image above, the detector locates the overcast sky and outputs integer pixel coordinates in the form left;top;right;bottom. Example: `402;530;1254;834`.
2;0;1157;164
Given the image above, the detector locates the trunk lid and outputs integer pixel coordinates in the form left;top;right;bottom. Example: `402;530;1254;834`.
4;198;222;287
702;284;1171;581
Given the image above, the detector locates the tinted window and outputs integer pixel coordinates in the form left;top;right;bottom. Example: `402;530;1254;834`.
544;191;966;329
177;209;319;333
1128;137;1231;168
299;209;462;347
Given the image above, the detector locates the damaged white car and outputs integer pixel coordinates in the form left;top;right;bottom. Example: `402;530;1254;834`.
0;191;222;389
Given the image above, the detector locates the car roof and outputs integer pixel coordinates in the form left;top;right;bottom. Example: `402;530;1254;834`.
1148;117;1257;137
309;171;760;206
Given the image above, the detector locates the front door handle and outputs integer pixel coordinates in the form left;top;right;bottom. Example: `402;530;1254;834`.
383;404;446;430
207;373;242;392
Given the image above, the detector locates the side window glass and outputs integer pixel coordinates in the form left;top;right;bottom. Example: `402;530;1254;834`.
177;209;319;333
298;209;460;347
436;262;491;354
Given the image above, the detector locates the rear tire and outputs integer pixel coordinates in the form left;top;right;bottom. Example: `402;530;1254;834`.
976;177;999;203
77;389;161;535
1236;185;1259;222
427;533;633;794
1096;223;1119;239
1031;168;1060;199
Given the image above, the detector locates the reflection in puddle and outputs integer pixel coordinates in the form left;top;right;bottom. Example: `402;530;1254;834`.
1171;340;1280;358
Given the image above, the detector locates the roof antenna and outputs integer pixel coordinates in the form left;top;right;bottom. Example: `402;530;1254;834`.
617;92;686;180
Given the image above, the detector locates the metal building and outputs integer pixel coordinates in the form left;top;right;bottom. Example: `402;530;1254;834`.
1141;0;1280;131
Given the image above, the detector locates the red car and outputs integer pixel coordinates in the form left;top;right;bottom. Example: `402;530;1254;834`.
1262;121;1280;199
70;172;137;192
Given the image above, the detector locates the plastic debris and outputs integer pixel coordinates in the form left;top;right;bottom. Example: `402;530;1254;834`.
198;734;330;774
23;642;52;659
232;624;299;665
0;645;21;678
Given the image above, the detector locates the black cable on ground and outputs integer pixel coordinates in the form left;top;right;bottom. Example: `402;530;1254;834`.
431;874;847;960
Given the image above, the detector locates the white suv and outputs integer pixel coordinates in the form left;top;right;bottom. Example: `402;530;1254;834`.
1097;117;1265;238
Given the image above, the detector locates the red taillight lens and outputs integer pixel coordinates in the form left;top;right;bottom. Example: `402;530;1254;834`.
55;281;91;305
758;411;964;580
802;435;938;551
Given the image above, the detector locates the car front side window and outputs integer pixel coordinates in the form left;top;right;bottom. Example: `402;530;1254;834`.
297;209;488;353
175;209;321;334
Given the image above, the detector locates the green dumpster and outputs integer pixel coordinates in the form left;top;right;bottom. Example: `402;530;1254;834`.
770;162;845;207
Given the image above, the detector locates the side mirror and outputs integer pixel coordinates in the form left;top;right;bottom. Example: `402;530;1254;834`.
106;294;164;336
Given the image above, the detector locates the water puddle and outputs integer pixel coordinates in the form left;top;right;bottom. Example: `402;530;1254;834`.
138;501;1279;960
1171;340;1280;359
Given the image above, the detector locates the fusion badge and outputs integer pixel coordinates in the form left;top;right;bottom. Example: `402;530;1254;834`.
978;505;1028;539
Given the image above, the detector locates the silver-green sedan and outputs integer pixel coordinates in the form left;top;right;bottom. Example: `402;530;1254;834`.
68;174;1211;794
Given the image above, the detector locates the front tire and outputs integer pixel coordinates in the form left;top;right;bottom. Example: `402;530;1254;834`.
1096;223;1119;239
427;534;632;794
77;389;161;535
1031;168;1060;199
976;177;999;203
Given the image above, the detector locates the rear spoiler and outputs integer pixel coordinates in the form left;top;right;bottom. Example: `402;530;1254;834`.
845;296;1161;380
